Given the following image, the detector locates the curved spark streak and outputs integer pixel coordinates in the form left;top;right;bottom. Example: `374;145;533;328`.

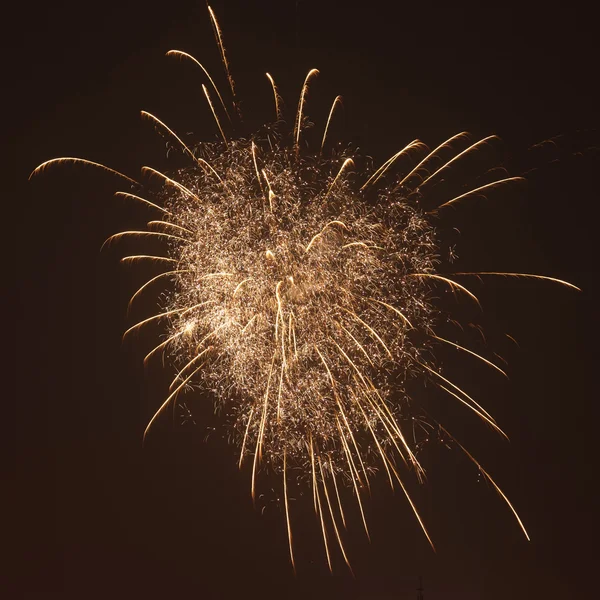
266;73;282;121
435;177;526;210
114;191;171;215
321;95;343;152
140;111;197;161
420;135;499;187
166;50;232;123
361;140;425;191
294;68;320;151
396;131;470;188
141;166;200;202
30;157;137;185
452;272;581;292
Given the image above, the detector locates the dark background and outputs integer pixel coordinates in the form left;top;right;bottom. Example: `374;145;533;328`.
9;1;597;598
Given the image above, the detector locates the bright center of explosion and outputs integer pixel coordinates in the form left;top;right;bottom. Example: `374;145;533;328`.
161;138;438;476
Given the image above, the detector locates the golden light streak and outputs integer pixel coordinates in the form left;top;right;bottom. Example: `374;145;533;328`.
128;270;189;310
388;461;436;551
324;158;354;199
294;68;320;152
29;157;138;185
120;255;178;266
434;177;526;210
432;334;508;377
202;84;228;145
207;5;238;114
140;110;197;161
141;166;200;202
339;307;393;358
452;272;581;292
361;140;425;191
420;135;499;187
147;220;194;236
143;330;185;365
166;50;232;123
143;360;206;443
114;191;172;215
239;407;255;468
305;220;349;252
396;131;469;188
320;95;343;152
445;429;530;541
265;73;282;121
101;230;189;250
319;458;353;573
417;360;500;426
409;273;481;308
283;449;296;572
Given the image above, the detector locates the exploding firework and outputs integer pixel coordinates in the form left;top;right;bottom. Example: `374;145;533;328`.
30;6;579;572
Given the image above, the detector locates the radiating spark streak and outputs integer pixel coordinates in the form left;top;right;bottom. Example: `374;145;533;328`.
360;140;424;191
438;383;508;438
420;135;499;187
334;389;371;489
315;472;333;572
114;191;171;215
128;269;189;311
207;5;238;114
166;50;232;123
147;220;194;236
432;334;507;377
319;458;353;573
310;435;318;514
121;255;178;266
397;131;469;188
239;407;255;468
252;348;277;501
241;315;258;334
283;449;296;572
122;303;203;340
140;111;197;161
355;395;395;488
341;241;384;250
144;330;185;365
170;345;214;391
324;159;354;199
232;278;252;298
368;299;414;328
276;359;286;420
329;460;346;528
29;157;138;185
409;273;481;308
443;428;530;540
452;272;581;292
202;84;228;145
143;361;206;443
251;142;265;198
141;166;200;202
294;68;320;152
433;177;525;210
305;220;349;252
335;418;371;539
388;461;436;551
417;360;500;426
265;73;282;121
321;95;343;152
101;230;189;250
334;321;375;367
261;169;276;211
339;307;393;358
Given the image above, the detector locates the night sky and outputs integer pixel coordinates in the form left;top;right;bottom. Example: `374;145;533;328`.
11;1;597;598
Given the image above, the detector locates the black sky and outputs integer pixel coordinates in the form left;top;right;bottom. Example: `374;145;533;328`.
10;1;598;598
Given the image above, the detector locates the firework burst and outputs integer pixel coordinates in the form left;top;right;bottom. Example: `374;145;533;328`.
30;6;579;572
